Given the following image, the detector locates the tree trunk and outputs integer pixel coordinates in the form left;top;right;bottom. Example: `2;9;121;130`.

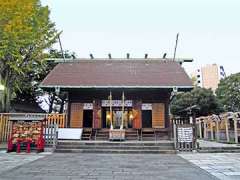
59;93;67;113
48;93;55;113
1;75;11;112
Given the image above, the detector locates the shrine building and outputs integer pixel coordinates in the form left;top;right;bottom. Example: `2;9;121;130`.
40;58;193;140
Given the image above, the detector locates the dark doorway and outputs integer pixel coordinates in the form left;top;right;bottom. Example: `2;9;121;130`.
102;109;107;128
83;110;93;128
142;110;152;128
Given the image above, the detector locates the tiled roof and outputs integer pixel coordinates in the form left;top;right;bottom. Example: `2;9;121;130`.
41;59;193;88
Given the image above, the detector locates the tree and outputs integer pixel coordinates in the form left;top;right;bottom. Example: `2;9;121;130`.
13;49;76;113
0;0;58;112
37;49;76;113
216;73;240;112
171;87;222;117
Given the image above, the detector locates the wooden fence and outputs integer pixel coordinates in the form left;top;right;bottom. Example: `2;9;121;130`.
45;114;66;128
196;112;240;144
0;114;12;143
0;113;66;143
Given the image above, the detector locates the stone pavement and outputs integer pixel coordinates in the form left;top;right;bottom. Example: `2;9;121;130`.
198;140;240;148
0;153;217;180
179;153;240;180
0;150;49;174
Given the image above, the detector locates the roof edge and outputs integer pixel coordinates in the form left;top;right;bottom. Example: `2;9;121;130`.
40;85;194;89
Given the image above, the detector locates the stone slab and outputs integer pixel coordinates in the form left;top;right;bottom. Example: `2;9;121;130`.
0;153;217;180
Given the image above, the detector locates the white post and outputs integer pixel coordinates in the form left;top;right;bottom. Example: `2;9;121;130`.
216;118;220;142
199;119;202;139
173;123;177;149
210;118;214;141
204;118;207;139
234;113;238;144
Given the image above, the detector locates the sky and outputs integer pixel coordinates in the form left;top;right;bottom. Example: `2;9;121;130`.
41;0;240;75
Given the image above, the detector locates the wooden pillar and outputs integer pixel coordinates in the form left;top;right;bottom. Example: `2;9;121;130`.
225;117;230;142
164;99;170;128
121;91;125;129
234;115;238;144
93;99;102;129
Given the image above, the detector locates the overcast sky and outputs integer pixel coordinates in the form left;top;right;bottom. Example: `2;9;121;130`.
41;0;240;75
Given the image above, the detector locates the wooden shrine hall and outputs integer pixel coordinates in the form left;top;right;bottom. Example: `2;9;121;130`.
41;58;193;141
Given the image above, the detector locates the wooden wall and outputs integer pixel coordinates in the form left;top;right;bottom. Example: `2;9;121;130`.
152;103;165;128
70;103;83;128
67;89;171;129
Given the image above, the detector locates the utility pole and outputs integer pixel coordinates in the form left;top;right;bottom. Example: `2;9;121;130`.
173;33;179;61
58;33;65;62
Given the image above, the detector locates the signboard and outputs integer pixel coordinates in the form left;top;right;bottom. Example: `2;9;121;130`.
177;126;193;143
9;114;46;121
142;103;152;110
101;100;132;107
83;103;93;110
58;128;83;139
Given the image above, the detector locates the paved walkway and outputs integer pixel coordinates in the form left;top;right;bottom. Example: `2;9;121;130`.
0;153;216;180
179;153;240;180
198;140;240;148
0;150;49;174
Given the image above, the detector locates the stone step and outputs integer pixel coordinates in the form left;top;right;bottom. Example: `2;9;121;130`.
126;134;138;136
82;134;91;137
55;148;176;154
57;141;174;146
95;138;109;141
125;138;139;140
126;135;138;137
95;134;108;136
81;137;91;140
142;136;155;138
57;145;174;150
96;134;108;136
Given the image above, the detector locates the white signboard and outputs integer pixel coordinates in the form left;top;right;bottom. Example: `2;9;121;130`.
177;127;193;143
83;103;93;110
142;103;152;110
58;128;83;140
101;100;132;107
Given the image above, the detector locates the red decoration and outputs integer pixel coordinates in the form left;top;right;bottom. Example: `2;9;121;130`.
26;140;32;153
17;139;21;153
7;118;46;153
7;136;13;152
